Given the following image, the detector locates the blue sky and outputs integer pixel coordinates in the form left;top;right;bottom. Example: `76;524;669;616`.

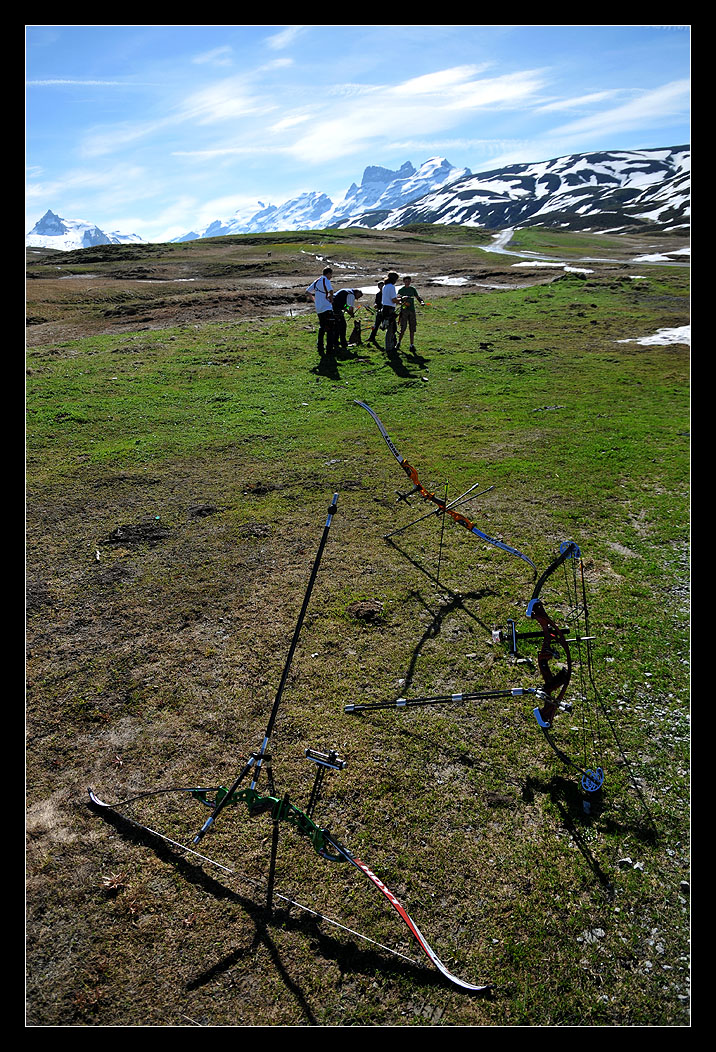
26;25;691;243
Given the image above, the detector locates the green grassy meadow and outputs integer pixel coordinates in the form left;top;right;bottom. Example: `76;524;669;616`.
26;228;689;1026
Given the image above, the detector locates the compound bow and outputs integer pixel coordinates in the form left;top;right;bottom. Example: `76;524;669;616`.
345;540;607;800
494;542;606;795
355;400;536;570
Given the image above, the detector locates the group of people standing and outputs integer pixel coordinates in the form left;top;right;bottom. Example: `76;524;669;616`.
306;267;424;356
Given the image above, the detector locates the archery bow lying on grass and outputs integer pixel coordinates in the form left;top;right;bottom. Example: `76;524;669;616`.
355;400;536;570
88;491;489;995
494;542;607;795
345;538;609;799
88;778;489;994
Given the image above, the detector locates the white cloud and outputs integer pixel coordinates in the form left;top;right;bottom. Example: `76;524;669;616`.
146;196;205;239
27;78;128;87
195;193;265;226
259;58;294;71
536;90;621;113
550;79;690;137
287;120;374;164
76;71;274;160
285;66;548;164
265;26;307;51
326;82;377;99
270;113;313;134
437;70;547;112
80;117;176;158
192;46;234;67
26;163;148;202
180;75;274;124
172;144;281;159
166;63;548;168
397;65;492;95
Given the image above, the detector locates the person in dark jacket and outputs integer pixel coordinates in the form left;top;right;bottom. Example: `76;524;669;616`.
332;287;364;351
367;281;384;347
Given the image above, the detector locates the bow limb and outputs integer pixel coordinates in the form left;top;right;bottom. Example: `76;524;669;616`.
88;787;237;873
354;400;408;473
323;831;490;994
355;400;535;569
90;788;490;992
528;541;581;609
460;517;536;569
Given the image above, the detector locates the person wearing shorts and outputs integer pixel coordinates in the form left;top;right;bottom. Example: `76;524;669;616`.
397;277;424;351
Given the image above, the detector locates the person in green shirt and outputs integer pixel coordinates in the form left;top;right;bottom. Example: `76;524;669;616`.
397;276;425;351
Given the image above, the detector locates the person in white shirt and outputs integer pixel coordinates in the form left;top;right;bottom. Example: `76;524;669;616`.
376;271;400;348
306;267;336;355
381;272;399;316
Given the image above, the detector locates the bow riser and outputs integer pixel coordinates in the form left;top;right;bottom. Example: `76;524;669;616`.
495;543;607;795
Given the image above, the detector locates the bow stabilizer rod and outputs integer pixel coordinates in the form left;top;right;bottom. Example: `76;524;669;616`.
345;686;540;713
193;493;339;844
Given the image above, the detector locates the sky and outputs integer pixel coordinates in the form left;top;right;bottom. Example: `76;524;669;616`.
25;24;691;243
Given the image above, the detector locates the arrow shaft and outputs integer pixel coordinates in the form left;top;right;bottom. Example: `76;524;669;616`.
355;401;534;569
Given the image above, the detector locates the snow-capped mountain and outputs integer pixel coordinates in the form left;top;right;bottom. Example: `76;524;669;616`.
185;191;335;241
350;147;690;232
179;157;472;240
28;147;690;252
324;157;472;226
26;210;145;251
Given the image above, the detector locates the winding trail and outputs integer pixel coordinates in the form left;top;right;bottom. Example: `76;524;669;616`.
482;226;689;267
